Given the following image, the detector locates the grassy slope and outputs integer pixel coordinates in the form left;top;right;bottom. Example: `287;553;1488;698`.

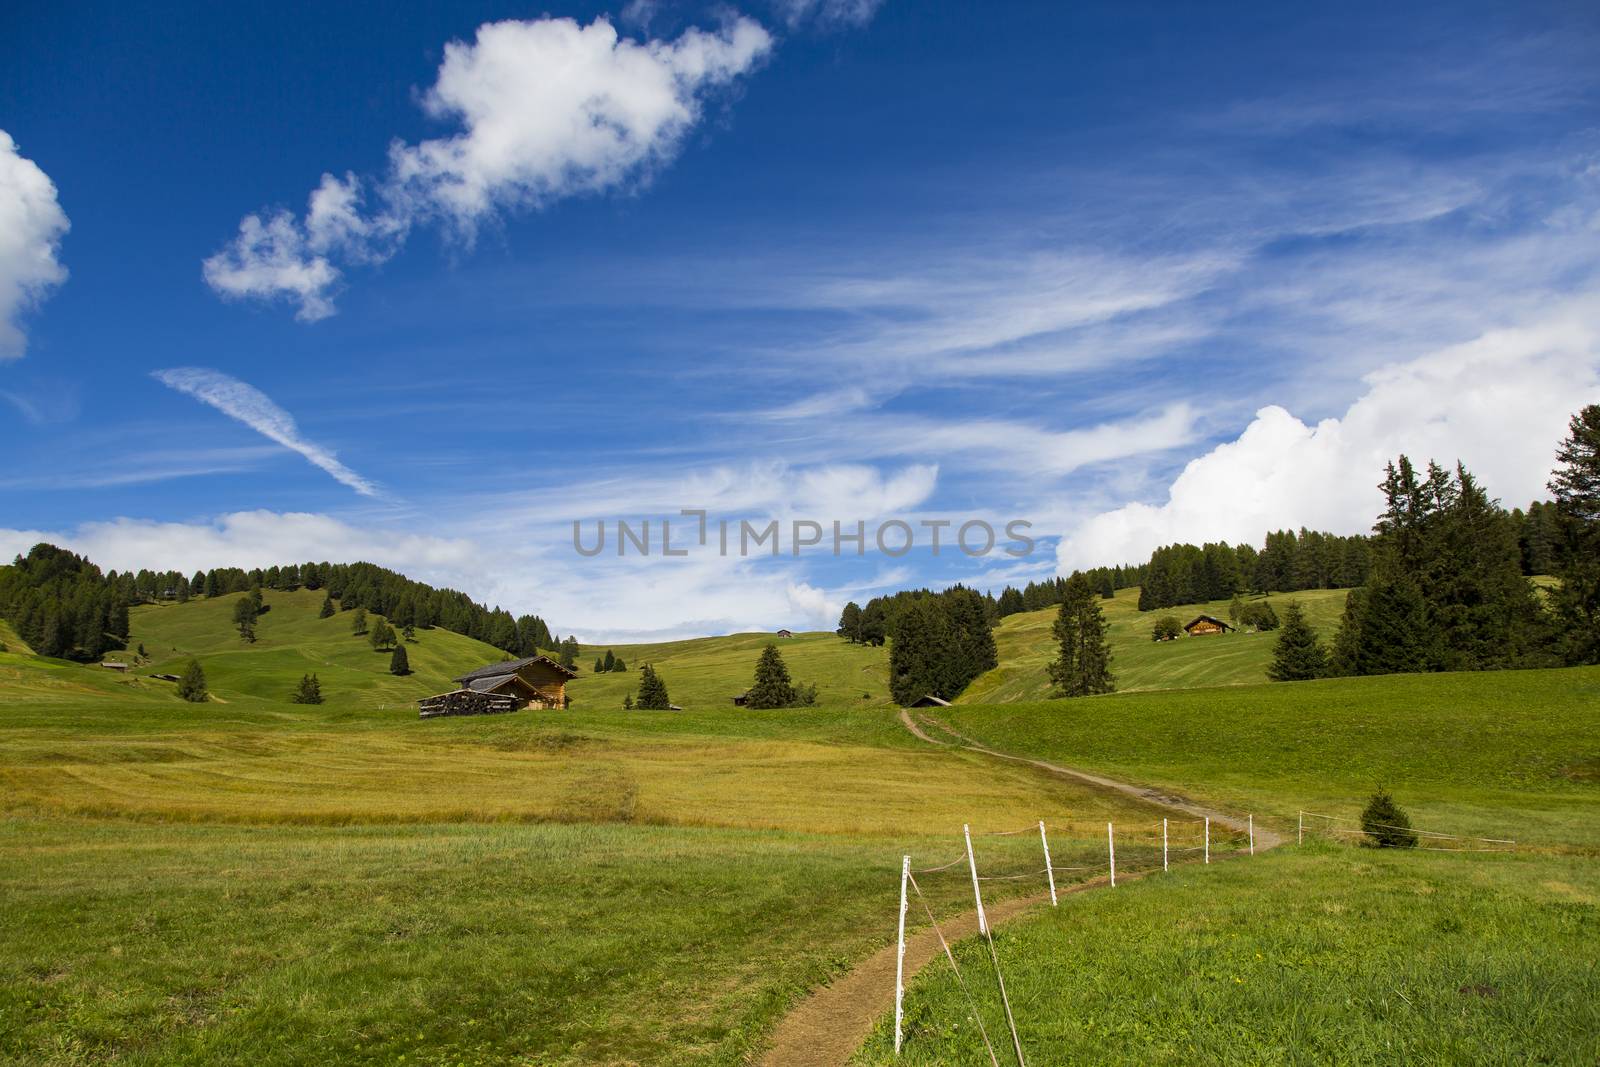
0;595;1157;1065
938;667;1600;848
961;585;1352;702
128;590;509;707
857;842;1600;1065
570;629;891;710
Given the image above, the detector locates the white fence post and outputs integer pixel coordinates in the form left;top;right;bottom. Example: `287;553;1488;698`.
964;824;988;934
1204;817;1210;864
1162;817;1168;872
1107;822;1116;887
1039;821;1058;906
895;854;909;1057
1298;810;1304;845
1248;814;1255;856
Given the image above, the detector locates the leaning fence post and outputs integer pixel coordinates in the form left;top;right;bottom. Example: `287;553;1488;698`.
964;824;988;934
1204;817;1210;864
1039;821;1058;906
1162;817;1169;872
1107;822;1116;887
895;855;909;1057
1248;814;1255;856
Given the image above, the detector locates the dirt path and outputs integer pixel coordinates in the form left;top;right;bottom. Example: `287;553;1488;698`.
757;709;1283;1067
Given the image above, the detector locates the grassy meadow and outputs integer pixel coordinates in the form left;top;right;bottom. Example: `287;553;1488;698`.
961;585;1353;703
857;841;1600;1065
1;583;1597;1064
0;590;1158;1065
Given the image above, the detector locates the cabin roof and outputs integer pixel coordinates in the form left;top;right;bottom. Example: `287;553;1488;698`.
906;694;952;708
455;654;578;684
1183;614;1233;632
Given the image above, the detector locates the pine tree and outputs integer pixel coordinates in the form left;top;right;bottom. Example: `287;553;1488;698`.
291;673;324;704
1360;788;1418;848
559;636;580;670
351;608;368;636
746;644;797;709
177;658;207;702
1048;574;1114;697
402;623;416;642
1098;571;1116;599
612;657;627;672
369;619;396;651
389;643;410;675
1353;576;1436;674
1228;593;1244;628
1268;601;1328;681
594;656;605;674
1327;589;1366;676
1549;405;1600;664
888;598;955;705
636;664;671;710
602;649;615;672
858;601;888;647
231;595;258;643
319;594;335;619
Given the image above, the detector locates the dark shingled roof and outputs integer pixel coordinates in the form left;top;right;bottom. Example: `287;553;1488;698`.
455;654;578;684
1183;614;1233;632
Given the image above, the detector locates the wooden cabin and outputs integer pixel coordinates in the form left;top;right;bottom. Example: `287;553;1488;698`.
444;654;577;711
732;691;750;706
906;694;952;708
1183;614;1234;636
775;629;795;639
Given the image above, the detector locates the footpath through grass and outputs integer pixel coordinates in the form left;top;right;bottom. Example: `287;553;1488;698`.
940;666;1600;848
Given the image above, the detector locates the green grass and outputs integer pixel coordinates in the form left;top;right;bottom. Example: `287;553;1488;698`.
0;595;1157;1065
128;590;509;708
939;667;1600;848
961;586;1354;703
3;590;1598;1064
857;841;1600;1066
570;629;891;710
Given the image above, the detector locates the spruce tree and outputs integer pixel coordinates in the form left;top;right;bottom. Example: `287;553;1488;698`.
1327;589;1366;676
1048;573;1114;697
602;649;616;672
612;657;627;672
1353;576;1436;674
746;644;797;709
888;598;955;705
231;595;258;643
351;608;368;636
1360;788;1418;848
636;664;671;710
594;656;605;674
291;673;324;704
837;601;863;642
1549;405;1600;664
177;658;207;702
1267;601;1328;681
389;643;410;675
559;636;580;670
319;594;335;619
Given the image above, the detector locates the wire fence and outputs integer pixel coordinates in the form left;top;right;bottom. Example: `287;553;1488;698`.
893;806;1515;1063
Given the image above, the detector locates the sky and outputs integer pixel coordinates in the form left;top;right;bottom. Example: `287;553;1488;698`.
2;0;1599;640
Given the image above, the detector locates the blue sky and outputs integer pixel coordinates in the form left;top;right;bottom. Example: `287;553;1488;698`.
2;0;1599;639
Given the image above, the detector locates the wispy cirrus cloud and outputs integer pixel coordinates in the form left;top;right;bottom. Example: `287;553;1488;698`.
151;367;381;497
204;15;772;321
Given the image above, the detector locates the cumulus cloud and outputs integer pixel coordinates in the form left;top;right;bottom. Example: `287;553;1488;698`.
1058;299;1600;570
152;367;381;497
204;15;772;320
0;130;69;358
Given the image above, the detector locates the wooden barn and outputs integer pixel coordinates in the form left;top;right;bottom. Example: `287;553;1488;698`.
1183;614;1234;636
775;629;795;639
732;690;750;706
418;654;577;718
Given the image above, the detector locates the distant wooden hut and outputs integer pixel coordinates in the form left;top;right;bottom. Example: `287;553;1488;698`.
732;690;750;706
1183;614;1234;636
99;661;128;671
776;629;795;639
419;654;577;717
905;694;952;708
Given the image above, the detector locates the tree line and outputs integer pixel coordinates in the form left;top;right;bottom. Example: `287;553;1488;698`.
0;548;564;664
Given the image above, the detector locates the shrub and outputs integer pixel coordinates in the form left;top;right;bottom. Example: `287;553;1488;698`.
1360;788;1419;848
176;658;207;703
291;673;324;704
1151;615;1182;641
623;694;634;710
1240;599;1281;632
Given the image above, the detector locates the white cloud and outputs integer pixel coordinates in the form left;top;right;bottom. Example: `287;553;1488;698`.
152;367;381;497
1058;299;1600;570
204;15;772;320
0;130;69;358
